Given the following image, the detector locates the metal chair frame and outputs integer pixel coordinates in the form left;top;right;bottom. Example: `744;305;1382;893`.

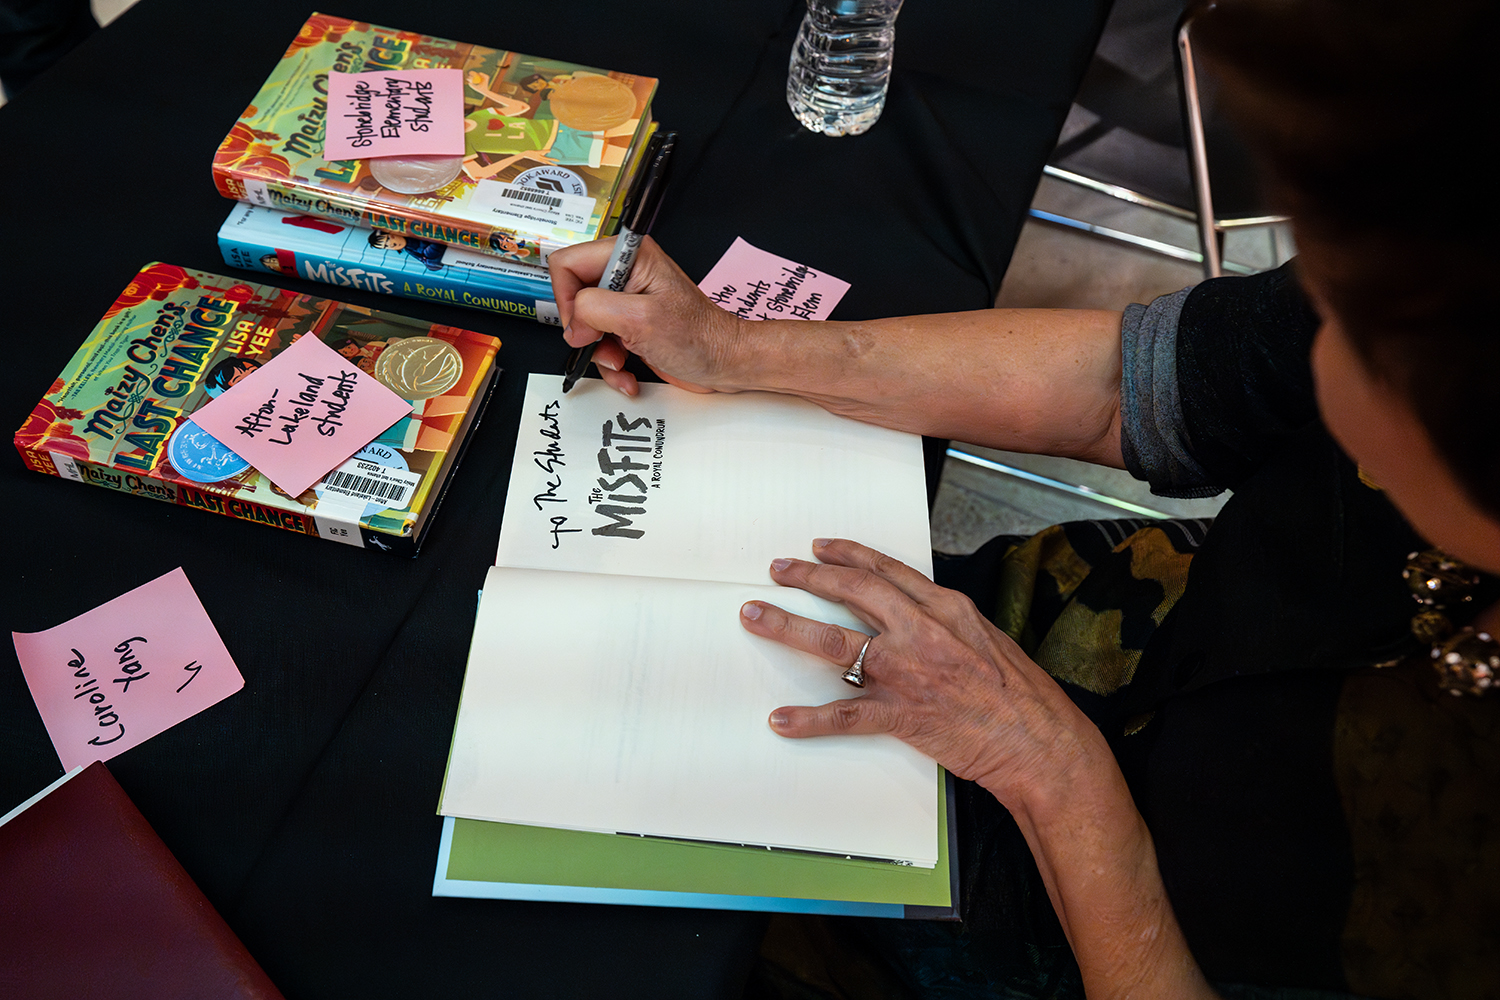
1029;11;1289;279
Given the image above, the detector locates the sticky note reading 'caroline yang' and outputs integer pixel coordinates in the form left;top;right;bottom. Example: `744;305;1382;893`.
323;68;465;161
188;332;413;497
697;237;851;321
11;568;243;771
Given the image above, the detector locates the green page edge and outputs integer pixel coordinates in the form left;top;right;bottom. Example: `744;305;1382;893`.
444;771;951;908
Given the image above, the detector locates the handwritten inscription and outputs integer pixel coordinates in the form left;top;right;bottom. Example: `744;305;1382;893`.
707;265;827;321
178;660;202;693
112;636;150;693
324;68;463;161
235;389;279;437
530;400;578;548
11;566;245;771
232;372;358;445
62;637;209;747
549;515;581;548
528;402;669;546
344;76;437;149
68;649;124;746
697;238;849;323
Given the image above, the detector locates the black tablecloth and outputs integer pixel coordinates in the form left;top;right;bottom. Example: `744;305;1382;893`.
0;2;1106;996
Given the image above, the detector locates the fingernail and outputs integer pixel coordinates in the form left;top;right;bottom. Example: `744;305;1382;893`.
563;325;572;340
598;356;618;371
812;538;832;548
741;602;762;621
769;712;788;728
770;558;792;572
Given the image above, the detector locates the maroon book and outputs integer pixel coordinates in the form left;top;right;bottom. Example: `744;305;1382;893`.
0;762;285;1000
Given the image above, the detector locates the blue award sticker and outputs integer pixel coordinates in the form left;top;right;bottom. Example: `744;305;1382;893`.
313;442;422;519
167;419;251;484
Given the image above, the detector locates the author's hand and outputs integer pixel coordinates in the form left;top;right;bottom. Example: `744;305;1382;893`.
549;236;744;396
744;539;1218;1000
739;538;1113;806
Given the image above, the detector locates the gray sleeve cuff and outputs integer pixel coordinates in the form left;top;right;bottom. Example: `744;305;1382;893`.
1119;287;1225;499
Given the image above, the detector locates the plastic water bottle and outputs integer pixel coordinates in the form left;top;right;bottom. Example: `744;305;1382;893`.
786;0;904;137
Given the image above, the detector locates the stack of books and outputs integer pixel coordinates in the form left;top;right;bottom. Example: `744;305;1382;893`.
211;13;660;323
15;263;502;556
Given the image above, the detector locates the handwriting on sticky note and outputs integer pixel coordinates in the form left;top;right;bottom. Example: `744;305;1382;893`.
11;568;243;771
697;237;851;322
188;333;412;497
324;68;465;161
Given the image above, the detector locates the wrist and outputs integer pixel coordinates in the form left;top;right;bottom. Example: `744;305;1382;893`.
711;313;756;391
977;724;1135;842
714;316;861;398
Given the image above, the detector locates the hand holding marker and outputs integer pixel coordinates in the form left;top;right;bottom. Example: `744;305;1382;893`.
561;131;677;393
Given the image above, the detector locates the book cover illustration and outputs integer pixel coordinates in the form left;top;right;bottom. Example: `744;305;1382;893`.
15;263;501;555
218;203;560;325
211;13;657;264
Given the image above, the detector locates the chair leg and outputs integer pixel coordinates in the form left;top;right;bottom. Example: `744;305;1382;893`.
1176;16;1221;279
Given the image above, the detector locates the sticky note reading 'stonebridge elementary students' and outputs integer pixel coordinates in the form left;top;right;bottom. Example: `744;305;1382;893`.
322;68;466;161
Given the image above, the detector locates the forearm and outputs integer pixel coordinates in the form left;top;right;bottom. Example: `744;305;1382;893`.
554;239;1126;465
717;308;1125;467
995;765;1216;1000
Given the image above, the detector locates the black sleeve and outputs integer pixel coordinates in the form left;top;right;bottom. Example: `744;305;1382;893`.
1120;261;1322;496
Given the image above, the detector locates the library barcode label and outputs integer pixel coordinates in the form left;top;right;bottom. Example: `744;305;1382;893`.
319;461;420;510
473;182;595;232
502;188;563;209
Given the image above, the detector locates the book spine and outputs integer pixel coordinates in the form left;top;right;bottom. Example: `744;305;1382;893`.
218;227;559;325
14;445;323;542
209;166;568;264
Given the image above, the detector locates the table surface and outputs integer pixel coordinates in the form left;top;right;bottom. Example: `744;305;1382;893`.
0;2;1106;995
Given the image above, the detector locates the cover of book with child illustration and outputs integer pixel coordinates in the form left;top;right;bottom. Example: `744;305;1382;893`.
218;203;561;325
14;263;502;556
211;13;657;265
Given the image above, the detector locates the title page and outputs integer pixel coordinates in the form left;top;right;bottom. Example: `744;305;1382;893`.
497;375;933;584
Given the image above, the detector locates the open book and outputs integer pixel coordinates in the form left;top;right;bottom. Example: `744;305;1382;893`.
437;374;939;868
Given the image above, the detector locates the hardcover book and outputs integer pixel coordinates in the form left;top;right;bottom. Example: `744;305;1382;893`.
0;763;286;999
219;203;560;325
434;783;959;919
15;263;501;556
211;13;658;264
436;374;952;913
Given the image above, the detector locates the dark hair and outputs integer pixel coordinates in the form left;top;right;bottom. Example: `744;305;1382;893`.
204;357;260;395
368;229;397;249
1193;0;1500;514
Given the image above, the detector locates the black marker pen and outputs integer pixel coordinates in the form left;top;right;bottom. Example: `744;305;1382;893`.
562;131;678;393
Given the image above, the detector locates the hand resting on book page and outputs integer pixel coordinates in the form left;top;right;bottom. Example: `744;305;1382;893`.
739;537;1216;1000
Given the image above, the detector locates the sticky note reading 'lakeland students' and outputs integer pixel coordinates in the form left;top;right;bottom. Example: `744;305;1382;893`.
322;68;466;161
697;237;851;322
189;332;413;497
11;568;243;770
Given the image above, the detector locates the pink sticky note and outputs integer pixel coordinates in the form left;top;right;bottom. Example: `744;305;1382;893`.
697;237;851;322
11;568;244;771
323;68;465;161
188;333;413;497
